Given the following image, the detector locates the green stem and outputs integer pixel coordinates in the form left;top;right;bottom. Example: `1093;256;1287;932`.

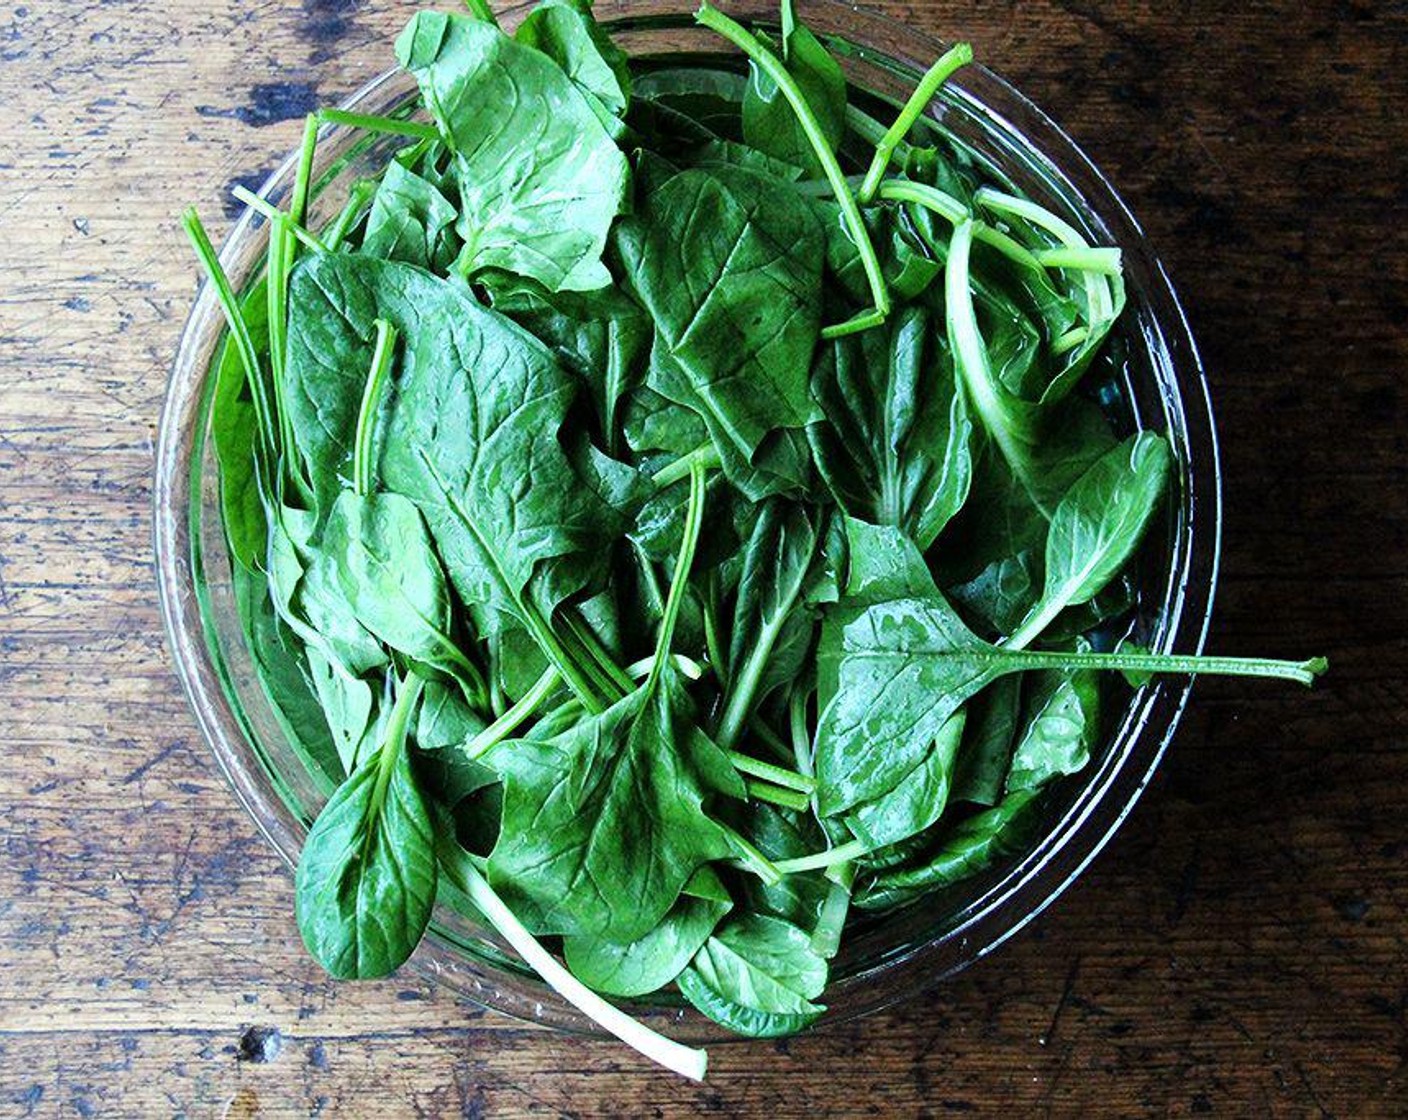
551;621;624;703
265;211;291;451
563;612;633;698
720;826;782;885
975;187;1115;323
464;666;560;759
232;187;328;254
631;540;667;624
353;319;397;497
288;114;320;235
809;876;852;958
1003;649;1328;687
1050;327;1089;357
436;838;707;1081
857;42;973;204
772;839;867;876
646;459;708;696
726;751;815;794
1035;247;1123;275
877;179;1046;272
696;3;889;330
651;443;721;489
624;654;705;681
368;673;426;825
821;307;887;340
947;219;1032;490
182;208;277;461
325;180;378;251
745;780;811;812
789;684;813;779
702;572;727;687
461;0;499;25
317;108;440;142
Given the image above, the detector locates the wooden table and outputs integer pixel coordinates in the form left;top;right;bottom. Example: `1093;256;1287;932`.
1;1;1402;1115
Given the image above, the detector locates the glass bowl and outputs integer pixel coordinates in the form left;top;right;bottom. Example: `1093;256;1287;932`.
154;0;1218;1041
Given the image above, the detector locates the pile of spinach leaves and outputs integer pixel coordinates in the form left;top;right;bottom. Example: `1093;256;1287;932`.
184;0;1324;1078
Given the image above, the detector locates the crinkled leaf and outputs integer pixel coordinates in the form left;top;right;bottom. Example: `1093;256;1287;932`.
856;791;1042;910
396;10;629;291
563;867;731;997
615;164;824;460
1006;667;1101;794
687;913;827;1018
809;306;972;549
845;709;965;850
514;0;631;123
742;12;845;178
484;671;733;941
359;160;460;272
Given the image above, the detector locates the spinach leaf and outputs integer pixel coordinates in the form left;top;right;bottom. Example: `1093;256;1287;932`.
289;254;631;662
716;500;820;749
680;912;826;1029
947;548;1042;637
563;867;732;997
1008;431;1171;647
809;306;972;549
677;968;822;1038
638;341;815;501
211;280;270;572
844;709;965;851
307;648;383;774
950;676;1021;806
486;276;653;457
294;674;437;978
265;502;387;676
514;0;631;125
856;791;1042;910
396;10;629;291
1005;666;1101;794
741;0;845;178
484;671;734;941
232;559;344;792
359;160;460;273
322;489;484;696
615;164;824;459
737;802;830;928
815;579;1321;817
413;679;496;806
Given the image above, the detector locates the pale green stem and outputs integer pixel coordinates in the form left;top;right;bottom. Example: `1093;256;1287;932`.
318;107;440;142
858;42;973;204
772;839;868;876
353;319;397;497
325;180;378;251
646;460;708;696
1001;649;1327;687
232;187;328;254
727;751;815;794
651;443;721;489
464;667;561;759
436;840;707;1081
745;781;810;812
182;208;276;461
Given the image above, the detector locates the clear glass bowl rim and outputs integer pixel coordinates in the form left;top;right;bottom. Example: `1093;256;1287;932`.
153;0;1221;1042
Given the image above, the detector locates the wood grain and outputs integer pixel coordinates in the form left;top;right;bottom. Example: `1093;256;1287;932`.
0;0;1404;1116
